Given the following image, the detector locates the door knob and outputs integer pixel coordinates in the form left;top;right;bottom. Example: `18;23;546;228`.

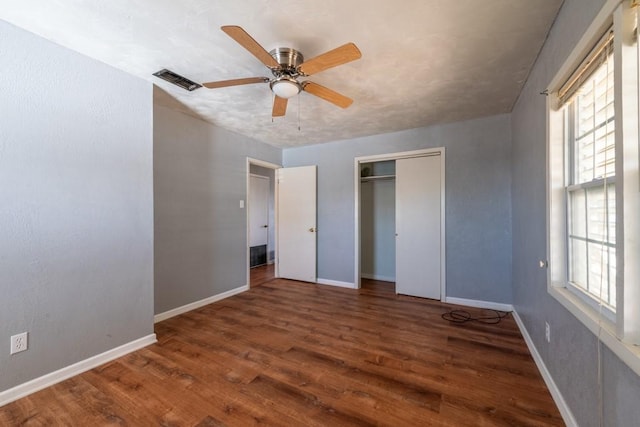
309;227;316;232
262;225;268;228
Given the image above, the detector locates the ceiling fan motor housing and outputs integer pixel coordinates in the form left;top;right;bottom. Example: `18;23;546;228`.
269;48;304;76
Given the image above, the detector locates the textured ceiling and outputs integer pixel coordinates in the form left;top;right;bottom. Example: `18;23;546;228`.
0;0;563;148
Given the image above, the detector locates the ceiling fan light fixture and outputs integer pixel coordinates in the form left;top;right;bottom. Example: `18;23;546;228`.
270;77;301;99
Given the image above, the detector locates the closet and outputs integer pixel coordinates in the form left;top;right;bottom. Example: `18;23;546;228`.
358;151;443;300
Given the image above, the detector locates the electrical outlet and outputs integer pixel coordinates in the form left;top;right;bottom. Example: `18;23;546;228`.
10;332;28;355
545;322;551;343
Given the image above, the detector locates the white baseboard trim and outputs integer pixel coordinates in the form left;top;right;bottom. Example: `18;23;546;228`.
0;334;156;407
154;285;249;323
361;273;396;282
316;278;356;289
444;296;513;312
512;311;577;427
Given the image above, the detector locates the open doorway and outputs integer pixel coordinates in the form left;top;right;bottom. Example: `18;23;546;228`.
247;158;280;287
360;160;397;294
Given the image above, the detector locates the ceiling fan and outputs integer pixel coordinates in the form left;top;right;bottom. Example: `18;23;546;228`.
203;26;362;117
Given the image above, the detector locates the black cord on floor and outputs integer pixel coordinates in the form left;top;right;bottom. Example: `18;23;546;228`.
441;309;510;324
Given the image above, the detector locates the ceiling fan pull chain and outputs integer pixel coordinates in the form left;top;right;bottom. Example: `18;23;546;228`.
297;95;301;131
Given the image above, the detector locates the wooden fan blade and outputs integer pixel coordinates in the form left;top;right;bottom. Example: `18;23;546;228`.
302;82;353;108
297;43;362;76
221;25;280;69
272;96;288;117
202;77;269;89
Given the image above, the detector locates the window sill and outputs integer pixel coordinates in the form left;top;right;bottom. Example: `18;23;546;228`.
548;284;640;376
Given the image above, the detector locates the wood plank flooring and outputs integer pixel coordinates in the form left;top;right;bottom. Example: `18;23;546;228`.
0;279;564;426
250;264;275;287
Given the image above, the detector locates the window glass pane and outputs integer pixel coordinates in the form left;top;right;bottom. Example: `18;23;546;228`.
586;185;615;244
570;189;586;238
594;123;615;179
569;237;588;291
577;95;595;138
587;242;616;308
575;130;595;183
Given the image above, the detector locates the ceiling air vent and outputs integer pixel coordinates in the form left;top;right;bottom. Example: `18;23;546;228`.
153;69;202;91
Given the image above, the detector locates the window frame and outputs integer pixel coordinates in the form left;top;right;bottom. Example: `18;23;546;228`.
547;0;640;376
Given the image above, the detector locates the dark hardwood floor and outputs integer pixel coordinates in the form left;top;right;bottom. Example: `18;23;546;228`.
250;263;275;287
360;278;396;297
0;279;564;426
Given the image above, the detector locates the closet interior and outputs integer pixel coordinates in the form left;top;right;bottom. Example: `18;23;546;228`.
360;160;396;284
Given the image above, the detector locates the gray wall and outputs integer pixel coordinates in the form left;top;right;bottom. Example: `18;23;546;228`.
283;114;513;303
511;0;640;425
154;104;281;314
0;21;154;393
250;164;276;263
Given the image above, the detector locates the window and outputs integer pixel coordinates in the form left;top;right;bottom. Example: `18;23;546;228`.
547;0;640;375
563;38;617;314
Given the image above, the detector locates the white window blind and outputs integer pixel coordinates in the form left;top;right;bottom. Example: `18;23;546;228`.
558;28;614;105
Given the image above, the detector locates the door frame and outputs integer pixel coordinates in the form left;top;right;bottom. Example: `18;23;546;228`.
353;148;446;300
246;157;281;285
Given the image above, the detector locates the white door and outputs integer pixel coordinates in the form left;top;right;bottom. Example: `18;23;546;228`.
396;155;441;299
277;166;317;283
249;175;269;247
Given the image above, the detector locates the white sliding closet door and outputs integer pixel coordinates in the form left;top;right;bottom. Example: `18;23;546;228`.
395;155;441;299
